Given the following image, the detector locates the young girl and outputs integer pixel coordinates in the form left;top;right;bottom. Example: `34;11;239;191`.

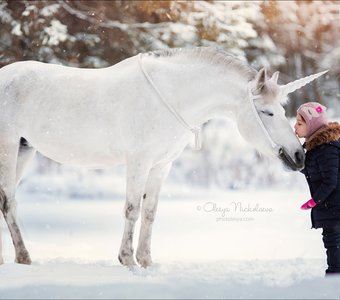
294;102;340;275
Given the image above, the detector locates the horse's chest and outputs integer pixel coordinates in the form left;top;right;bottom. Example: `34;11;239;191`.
153;135;190;164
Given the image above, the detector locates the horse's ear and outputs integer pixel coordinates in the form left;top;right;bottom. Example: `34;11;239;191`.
253;68;267;93
270;71;279;84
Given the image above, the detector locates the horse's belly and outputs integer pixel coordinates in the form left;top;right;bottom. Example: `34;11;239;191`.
39;143;124;168
26;133;126;168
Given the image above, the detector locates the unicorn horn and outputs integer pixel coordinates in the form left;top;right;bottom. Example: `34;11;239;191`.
280;70;328;96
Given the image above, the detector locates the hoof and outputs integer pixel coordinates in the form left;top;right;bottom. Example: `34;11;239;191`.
137;257;152;268
118;253;137;267
15;251;32;265
136;253;152;268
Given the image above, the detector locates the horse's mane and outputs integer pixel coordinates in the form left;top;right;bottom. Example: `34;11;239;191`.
148;47;257;81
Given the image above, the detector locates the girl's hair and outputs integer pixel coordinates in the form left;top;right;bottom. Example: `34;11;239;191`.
298;113;306;123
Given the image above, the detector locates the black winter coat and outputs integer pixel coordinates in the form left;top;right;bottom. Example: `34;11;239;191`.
301;122;340;229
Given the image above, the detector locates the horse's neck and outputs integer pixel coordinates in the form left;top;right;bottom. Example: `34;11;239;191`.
143;56;249;127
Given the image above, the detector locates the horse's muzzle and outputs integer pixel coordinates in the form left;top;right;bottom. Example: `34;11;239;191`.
279;147;305;171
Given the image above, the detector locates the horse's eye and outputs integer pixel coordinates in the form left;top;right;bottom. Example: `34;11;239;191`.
261;110;274;117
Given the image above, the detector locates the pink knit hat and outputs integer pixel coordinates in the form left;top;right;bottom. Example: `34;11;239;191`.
297;102;328;139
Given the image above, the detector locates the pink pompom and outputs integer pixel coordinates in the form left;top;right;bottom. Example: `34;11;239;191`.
316;106;323;113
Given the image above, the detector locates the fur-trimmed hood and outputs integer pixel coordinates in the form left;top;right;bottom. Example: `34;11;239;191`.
304;122;340;151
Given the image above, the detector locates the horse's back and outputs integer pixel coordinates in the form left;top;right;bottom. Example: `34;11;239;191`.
0;58;139;121
0;58;138;95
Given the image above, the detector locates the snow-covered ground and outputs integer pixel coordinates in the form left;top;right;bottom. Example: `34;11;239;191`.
1;184;340;299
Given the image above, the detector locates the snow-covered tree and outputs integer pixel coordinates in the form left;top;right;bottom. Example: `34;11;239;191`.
260;1;340;114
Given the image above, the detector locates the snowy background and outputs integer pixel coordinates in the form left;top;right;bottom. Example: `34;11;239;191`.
1;0;340;299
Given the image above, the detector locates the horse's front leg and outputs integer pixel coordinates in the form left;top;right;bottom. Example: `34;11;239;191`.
136;163;172;268
118;160;151;267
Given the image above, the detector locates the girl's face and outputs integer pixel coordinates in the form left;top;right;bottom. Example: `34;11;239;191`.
294;114;308;138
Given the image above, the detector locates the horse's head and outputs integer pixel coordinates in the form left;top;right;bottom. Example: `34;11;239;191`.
236;68;327;171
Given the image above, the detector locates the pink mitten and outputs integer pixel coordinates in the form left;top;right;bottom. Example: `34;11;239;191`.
300;198;316;210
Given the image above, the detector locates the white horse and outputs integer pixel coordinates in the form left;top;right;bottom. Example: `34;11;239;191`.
0;47;326;267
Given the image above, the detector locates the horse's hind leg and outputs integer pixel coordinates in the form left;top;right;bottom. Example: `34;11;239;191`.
0;140;35;264
136;163;172;268
0;213;3;264
0;138;31;264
